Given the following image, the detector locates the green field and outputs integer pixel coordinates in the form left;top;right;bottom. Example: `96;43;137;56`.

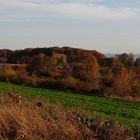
0;82;140;128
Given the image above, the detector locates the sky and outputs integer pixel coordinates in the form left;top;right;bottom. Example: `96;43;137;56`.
0;0;140;53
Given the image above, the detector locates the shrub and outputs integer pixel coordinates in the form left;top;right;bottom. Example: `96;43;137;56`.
36;78;59;89
75;80;100;94
58;77;77;90
0;65;15;82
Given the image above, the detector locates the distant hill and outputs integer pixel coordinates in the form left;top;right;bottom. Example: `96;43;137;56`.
105;54;140;60
134;54;140;60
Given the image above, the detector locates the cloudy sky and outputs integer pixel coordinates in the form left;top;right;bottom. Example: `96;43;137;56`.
0;0;140;53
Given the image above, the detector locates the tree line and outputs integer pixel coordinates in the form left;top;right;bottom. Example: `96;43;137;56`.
0;47;140;98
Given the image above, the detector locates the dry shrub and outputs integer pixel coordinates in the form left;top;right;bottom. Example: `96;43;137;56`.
94;120;126;140
0;94;94;140
0;94;137;140
76;115;137;140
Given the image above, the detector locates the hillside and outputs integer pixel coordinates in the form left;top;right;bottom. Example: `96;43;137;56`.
1;83;140;139
0;94;94;140
0;82;140;129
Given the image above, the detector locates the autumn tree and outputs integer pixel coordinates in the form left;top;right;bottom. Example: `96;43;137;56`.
72;55;100;81
84;55;100;81
52;53;67;67
117;53;134;67
28;53;59;77
0;49;13;63
113;68;137;97
112;58;124;75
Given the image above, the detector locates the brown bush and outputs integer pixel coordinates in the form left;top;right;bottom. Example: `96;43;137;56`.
0;65;15;81
58;77;77;90
75;80;100;93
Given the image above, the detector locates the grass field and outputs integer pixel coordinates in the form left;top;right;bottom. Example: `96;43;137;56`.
0;82;140;128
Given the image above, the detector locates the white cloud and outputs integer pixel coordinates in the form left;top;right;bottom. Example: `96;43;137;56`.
0;0;139;21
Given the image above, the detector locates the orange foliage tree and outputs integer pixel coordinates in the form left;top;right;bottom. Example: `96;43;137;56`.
72;55;100;82
113;68;137;97
83;55;100;82
28;53;59;77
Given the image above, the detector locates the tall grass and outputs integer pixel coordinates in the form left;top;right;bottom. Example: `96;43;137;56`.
0;94;94;140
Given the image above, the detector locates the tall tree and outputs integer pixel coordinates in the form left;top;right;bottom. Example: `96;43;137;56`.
113;68;137;97
84;55;100;82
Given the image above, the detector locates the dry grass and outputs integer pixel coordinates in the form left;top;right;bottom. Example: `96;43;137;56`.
0;94;94;140
0;93;137;140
